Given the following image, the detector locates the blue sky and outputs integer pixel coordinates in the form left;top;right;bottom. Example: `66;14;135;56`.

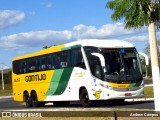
0;0;158;68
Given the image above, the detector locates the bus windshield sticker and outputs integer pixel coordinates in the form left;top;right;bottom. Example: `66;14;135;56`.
120;49;125;54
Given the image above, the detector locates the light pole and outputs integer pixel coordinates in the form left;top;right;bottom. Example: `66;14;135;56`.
0;63;4;90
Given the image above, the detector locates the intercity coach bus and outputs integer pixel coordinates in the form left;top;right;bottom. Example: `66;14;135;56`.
12;39;145;107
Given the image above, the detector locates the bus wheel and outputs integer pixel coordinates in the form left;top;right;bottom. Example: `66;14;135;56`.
24;93;32;107
80;89;91;107
31;92;39;107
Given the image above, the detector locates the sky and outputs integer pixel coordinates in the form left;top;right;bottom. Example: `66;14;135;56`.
0;0;159;69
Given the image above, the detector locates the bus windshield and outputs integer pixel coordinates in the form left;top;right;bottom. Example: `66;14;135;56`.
102;48;143;83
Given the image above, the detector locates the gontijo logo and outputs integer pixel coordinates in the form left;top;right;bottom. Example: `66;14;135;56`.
25;74;46;82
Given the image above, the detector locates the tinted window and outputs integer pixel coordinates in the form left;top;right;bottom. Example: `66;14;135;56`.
28;58;36;72
71;48;85;69
84;46;102;79
46;55;52;70
13;47;86;74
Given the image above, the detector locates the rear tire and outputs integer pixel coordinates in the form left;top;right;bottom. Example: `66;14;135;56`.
31;91;46;107
24;93;32;107
80;89;91;107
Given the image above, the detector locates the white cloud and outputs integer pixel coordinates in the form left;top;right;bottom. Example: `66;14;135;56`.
43;2;53;8
73;23;147;39
0;30;73;49
17;50;27;55
0;65;10;70
0;23;149;50
73;24;97;39
123;35;148;41
0;10;25;29
29;11;36;16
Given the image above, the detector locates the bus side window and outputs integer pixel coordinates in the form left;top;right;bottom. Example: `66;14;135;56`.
14;60;23;74
19;61;23;74
52;53;61;69
91;56;102;79
47;55;52;70
76;51;86;69
52;54;57;69
28;58;36;72
61;52;68;68
71;48;86;69
66;50;71;67
41;57;46;70
20;61;27;73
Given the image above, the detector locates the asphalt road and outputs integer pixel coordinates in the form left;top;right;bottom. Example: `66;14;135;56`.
0;97;154;111
0;79;154;111
144;79;153;86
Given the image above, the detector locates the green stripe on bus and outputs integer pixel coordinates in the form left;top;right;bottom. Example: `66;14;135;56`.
71;45;81;49
61;45;81;51
45;67;73;96
129;81;142;87
45;69;64;96
53;67;73;95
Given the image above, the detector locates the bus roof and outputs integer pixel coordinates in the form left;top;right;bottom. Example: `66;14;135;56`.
66;39;134;48
13;39;134;61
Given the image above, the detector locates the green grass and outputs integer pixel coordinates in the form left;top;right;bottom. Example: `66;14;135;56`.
0;83;12;96
144;86;154;98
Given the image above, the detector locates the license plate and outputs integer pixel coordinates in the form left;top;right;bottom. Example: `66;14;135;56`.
125;93;132;96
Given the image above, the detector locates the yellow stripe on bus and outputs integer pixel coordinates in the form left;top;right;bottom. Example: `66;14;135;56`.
108;82;130;88
13;44;65;60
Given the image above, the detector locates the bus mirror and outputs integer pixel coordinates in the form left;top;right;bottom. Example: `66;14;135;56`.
91;53;105;67
138;52;149;66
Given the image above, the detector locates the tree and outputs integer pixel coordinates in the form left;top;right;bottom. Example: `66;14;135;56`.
106;0;160;111
43;46;51;49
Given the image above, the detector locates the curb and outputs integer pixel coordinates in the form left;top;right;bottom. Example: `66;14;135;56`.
144;84;153;87
125;98;154;102
0;96;12;99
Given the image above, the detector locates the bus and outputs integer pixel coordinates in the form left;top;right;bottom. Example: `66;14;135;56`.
12;39;145;107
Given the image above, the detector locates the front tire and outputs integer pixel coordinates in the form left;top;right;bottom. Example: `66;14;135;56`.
80;89;91;107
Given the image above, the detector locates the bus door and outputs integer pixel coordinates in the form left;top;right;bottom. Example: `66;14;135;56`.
91;55;104;99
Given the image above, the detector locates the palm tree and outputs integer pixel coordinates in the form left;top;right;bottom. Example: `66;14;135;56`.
106;0;160;111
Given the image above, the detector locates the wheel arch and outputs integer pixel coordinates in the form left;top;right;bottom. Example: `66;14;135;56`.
30;90;36;95
23;90;29;101
79;86;88;99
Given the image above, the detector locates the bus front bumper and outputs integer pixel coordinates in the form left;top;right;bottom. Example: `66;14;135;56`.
103;87;144;100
